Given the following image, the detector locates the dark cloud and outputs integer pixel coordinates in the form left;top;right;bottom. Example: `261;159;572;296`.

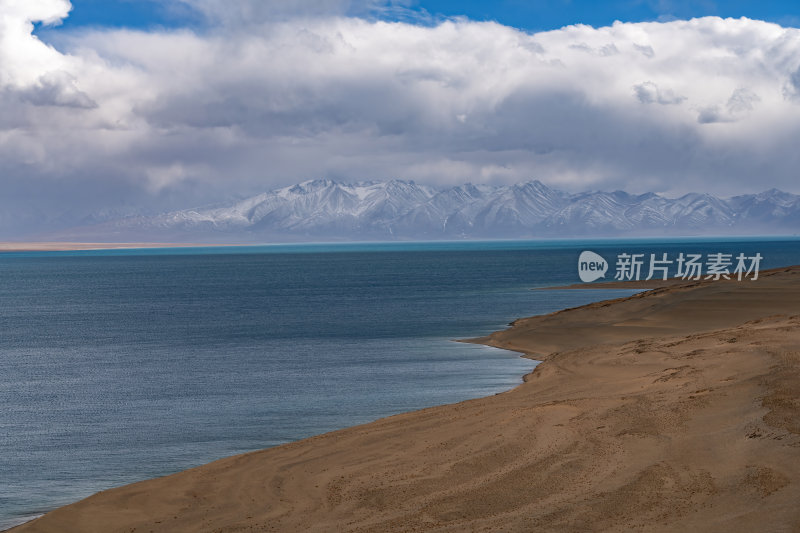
633;81;686;105
697;105;731;124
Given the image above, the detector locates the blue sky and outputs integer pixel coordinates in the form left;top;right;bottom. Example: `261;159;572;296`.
51;0;800;32
412;0;800;30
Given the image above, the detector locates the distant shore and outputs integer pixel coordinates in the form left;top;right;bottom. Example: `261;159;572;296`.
0;242;233;252
0;242;225;252
12;266;800;532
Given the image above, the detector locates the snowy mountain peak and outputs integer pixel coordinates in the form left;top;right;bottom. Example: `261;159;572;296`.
74;180;800;241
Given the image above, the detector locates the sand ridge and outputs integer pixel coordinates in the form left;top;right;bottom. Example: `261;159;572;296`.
11;266;800;532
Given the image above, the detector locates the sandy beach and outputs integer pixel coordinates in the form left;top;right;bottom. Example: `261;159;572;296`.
11;266;800;532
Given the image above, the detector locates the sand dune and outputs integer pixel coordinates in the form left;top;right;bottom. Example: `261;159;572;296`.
12;267;800;532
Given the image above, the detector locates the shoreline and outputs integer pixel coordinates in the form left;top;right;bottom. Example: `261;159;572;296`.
538;278;694;290
1;517;41;533
11;266;800;532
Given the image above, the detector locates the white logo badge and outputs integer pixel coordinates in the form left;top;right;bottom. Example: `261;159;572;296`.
578;251;608;283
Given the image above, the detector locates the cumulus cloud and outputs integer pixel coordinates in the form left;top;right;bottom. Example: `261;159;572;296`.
0;0;72;85
2;2;800;236
1;0;71;26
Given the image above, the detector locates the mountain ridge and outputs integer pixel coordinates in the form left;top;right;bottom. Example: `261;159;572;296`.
53;179;800;242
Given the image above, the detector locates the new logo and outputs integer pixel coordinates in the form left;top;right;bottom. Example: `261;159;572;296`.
578;251;608;283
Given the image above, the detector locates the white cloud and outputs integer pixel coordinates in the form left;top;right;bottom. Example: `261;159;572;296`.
0;0;73;86
2;2;800;236
1;0;71;26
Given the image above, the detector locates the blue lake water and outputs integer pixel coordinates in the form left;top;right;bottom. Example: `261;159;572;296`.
1;237;799;529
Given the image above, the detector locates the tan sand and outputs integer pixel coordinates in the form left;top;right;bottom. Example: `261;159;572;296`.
0;242;220;252
12;266;800;532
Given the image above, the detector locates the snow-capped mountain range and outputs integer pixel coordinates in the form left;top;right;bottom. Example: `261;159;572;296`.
68;179;800;241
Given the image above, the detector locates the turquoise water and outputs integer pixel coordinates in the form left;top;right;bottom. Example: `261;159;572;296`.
1;238;798;529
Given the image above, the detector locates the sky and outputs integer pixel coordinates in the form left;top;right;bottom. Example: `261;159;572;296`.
2;0;800;236
40;0;800;33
